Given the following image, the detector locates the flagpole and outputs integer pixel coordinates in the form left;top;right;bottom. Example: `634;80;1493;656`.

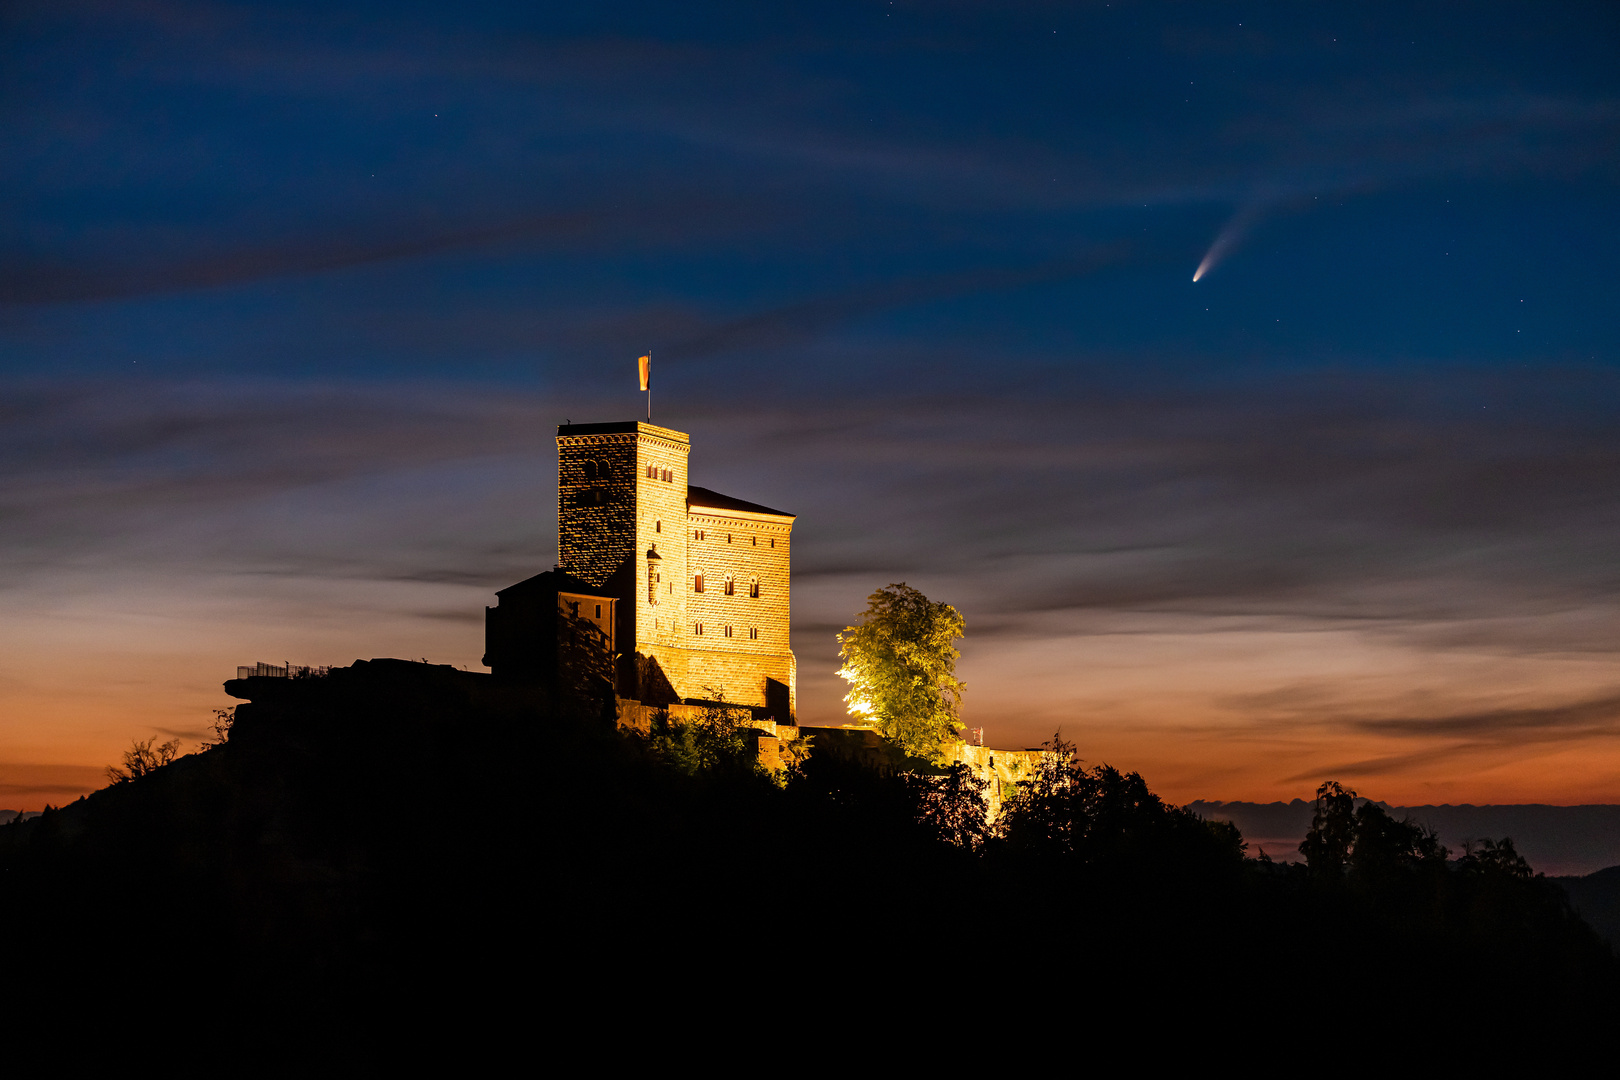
647;349;652;423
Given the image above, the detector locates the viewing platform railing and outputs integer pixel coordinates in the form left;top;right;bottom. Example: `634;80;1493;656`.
235;662;329;679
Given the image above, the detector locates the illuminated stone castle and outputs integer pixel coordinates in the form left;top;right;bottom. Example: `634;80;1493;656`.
484;421;796;719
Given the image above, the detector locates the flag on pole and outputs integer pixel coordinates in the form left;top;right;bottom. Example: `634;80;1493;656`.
638;354;651;392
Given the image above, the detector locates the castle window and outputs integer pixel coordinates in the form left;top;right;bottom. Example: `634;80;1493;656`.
727;534;732;544
749;627;759;640
595;604;601;618
695;623;703;636
751;536;757;546
655;520;661;533
663;468;672;482
723;574;735;596
693;571;704;593
645;464;655;478
648;564;658;605
770;538;775;548
749;578;759;598
724;625;733;638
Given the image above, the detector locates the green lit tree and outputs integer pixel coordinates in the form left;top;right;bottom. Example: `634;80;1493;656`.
836;583;966;760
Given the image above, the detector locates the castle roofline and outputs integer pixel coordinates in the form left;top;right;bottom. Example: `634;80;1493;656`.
556;420;689;443
495;568;613;599
688;485;795;520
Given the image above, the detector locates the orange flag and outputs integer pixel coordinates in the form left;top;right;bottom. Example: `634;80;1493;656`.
638;354;651;392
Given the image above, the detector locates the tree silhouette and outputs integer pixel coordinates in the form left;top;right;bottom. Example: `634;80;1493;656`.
1299;781;1357;876
105;737;181;784
905;763;990;849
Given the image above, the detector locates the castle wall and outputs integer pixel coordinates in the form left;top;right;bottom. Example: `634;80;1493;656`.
554;421;794;715
682;507;794;714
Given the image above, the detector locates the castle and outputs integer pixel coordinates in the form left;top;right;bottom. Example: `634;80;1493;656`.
227;417;1044;816
476;418;1044;814
483;421;796;720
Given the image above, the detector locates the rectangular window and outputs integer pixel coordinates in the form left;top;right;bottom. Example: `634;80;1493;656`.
694;623;703;636
595;605;601;618
749;581;759;598
724;625;733;638
749;627;759;640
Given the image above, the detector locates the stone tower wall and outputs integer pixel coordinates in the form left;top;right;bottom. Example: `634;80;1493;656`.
556;430;643;588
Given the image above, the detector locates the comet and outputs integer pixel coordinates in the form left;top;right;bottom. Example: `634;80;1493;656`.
1193;203;1265;282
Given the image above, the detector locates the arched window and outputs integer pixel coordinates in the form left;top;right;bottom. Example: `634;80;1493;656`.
693;571;704;593
584;460;599;482
748;577;759;598
723;574;735;596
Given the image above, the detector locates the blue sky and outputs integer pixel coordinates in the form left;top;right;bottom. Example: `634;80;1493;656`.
3;1;1619;807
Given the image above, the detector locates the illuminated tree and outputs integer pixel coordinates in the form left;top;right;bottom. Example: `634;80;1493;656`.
836;583;966;760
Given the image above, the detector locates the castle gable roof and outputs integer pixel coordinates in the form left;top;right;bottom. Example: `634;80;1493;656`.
687;485;794;520
495;568;611;600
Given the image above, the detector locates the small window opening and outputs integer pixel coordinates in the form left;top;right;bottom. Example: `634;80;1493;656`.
749;578;759;599
749;627;759;640
724;625;733;638
724;574;735;596
694;572;704;593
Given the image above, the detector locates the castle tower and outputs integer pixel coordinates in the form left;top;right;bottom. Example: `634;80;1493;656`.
554;421;795;717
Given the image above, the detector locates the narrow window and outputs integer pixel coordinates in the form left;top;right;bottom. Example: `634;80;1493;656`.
693;571;704;593
595;604;601;618
655;520;661;533
663;468;672;482
723;574;735;596
724;625;733;638
770;538;775;548
751;536;757;546
727;534;732;544
694;623;703;636
749;578;759;599
749;627;758;640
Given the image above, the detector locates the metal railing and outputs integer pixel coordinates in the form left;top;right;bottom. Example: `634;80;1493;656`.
235;662;329;680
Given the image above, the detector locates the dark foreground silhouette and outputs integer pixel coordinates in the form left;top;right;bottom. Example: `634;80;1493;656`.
3;660;1615;1039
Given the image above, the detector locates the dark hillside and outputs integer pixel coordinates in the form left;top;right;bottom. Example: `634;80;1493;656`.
3;661;1616;1036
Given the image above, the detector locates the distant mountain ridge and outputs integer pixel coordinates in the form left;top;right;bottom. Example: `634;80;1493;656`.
1189;799;1620;877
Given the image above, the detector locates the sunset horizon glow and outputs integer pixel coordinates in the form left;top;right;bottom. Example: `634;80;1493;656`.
4;3;1618;813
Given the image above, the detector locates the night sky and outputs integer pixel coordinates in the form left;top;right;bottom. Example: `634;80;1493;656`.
4;1;1619;810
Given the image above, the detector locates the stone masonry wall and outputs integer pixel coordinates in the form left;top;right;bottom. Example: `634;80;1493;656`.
557;431;642;588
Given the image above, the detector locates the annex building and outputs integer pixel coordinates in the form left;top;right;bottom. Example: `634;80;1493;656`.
483;421;796;720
